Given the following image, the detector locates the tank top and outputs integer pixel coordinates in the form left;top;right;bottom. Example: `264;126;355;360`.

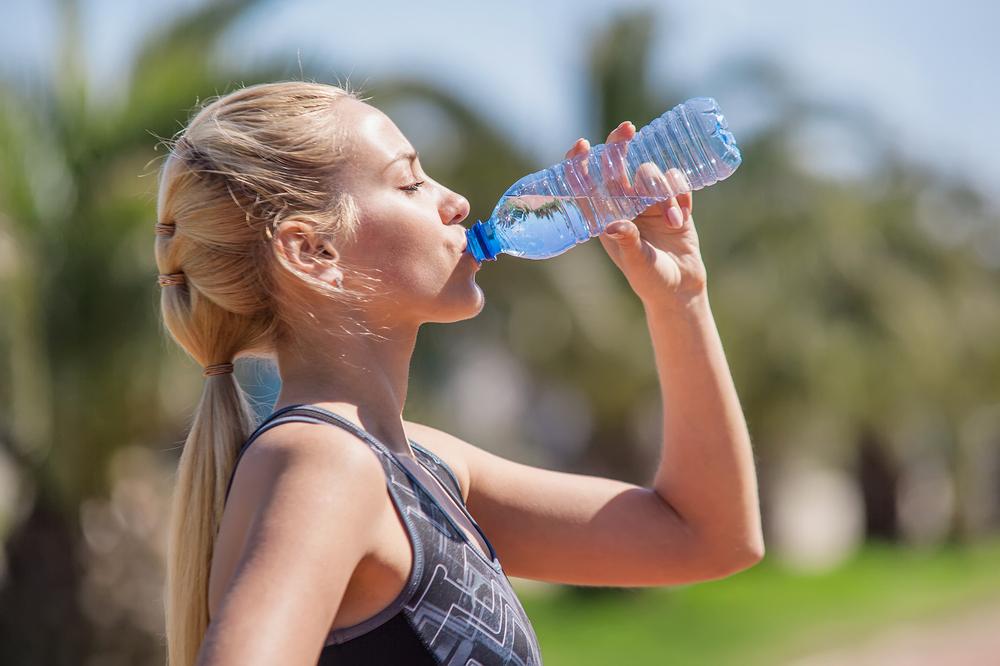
221;403;544;665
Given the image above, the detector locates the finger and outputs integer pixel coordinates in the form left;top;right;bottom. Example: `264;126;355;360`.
633;162;673;200
634;195;684;229
602;121;635;196
676;189;693;217
632;162;680;224
564;137;589;160
666;168;692;197
663;168;694;220
564;138;592;197
602;219;648;262
665;198;685;228
605;120;635;145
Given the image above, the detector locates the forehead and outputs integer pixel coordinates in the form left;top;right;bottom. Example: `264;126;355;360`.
340;99;411;169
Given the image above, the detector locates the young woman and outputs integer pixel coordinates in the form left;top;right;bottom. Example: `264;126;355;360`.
154;81;763;666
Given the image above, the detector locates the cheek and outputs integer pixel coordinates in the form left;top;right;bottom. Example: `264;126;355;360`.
352;203;448;290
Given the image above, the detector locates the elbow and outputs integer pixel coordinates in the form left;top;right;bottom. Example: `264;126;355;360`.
740;537;766;568
721;537;766;574
698;535;766;581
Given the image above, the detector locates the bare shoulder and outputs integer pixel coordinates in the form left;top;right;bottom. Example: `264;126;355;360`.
403;420;476;502
231;420;388;513
209;421;388;630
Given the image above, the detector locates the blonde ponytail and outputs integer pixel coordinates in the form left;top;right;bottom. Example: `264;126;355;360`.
164;371;258;666
154;81;364;666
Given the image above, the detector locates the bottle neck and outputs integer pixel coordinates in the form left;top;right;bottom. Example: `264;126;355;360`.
466;220;500;262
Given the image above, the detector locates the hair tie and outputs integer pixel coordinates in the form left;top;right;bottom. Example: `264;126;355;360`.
157;272;186;287
155;222;175;237
203;362;235;377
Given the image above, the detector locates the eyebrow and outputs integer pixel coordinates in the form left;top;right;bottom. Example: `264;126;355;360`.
383;150;419;173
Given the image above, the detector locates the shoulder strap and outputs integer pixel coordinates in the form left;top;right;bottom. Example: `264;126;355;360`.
409;441;464;504
222;408;324;504
223;404;406;505
223;404;463;510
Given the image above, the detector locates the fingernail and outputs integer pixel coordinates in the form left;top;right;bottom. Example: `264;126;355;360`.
667;206;684;228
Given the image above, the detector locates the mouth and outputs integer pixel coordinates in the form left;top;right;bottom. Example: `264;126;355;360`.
458;230;480;267
461;246;481;269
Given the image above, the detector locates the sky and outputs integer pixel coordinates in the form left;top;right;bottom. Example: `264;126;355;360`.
3;0;998;205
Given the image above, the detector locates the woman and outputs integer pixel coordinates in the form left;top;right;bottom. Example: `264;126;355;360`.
155;81;764;666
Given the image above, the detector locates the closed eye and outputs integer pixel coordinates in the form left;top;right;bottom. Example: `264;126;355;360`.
401;181;426;193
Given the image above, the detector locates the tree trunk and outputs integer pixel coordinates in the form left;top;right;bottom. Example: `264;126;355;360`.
0;492;91;665
856;427;900;542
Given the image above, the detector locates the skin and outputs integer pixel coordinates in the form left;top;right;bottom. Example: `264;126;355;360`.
200;101;763;665
268;98;479;454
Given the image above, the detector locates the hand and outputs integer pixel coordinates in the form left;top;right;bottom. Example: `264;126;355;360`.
564;121;708;306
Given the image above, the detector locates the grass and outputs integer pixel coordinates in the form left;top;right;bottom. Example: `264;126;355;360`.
513;539;1000;665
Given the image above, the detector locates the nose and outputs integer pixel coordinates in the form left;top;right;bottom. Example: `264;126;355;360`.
442;191;470;226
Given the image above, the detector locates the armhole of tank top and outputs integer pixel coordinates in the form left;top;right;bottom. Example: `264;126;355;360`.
221;407;426;646
323;481;425;647
409;439;465;504
252;409;423;646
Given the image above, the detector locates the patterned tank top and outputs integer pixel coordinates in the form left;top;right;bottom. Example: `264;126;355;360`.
222;403;544;665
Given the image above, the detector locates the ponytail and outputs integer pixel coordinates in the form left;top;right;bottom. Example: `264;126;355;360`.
164;370;257;666
154;81;364;665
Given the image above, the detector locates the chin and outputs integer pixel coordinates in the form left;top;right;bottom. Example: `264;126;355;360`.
428;281;485;324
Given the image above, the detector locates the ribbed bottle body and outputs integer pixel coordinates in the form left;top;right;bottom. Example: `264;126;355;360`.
467;97;740;262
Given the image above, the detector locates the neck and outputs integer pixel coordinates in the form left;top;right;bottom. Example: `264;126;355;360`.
272;318;419;457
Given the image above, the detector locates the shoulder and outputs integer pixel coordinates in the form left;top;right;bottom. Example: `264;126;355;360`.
403;420;476;503
205;422;390;657
230;420;389;523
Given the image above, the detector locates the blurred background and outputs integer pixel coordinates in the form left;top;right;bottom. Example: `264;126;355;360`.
1;0;999;664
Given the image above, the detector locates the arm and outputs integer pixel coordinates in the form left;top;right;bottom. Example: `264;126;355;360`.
405;124;762;588
645;293;764;565
410;290;763;585
579;119;763;566
409;395;762;588
198;425;386;665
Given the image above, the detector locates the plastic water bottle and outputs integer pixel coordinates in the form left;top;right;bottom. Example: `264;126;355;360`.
465;97;741;262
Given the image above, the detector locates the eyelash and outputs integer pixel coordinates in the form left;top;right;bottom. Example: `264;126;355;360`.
401;181;426;193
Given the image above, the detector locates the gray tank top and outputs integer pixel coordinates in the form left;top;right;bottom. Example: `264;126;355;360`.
223;403;543;665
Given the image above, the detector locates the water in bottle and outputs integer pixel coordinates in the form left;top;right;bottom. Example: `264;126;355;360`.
465;97;741;262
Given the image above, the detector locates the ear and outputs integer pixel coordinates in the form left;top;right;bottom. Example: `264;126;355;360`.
273;217;343;285
316;239;343;285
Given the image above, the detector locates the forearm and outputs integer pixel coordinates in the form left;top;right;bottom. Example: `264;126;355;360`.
644;291;764;560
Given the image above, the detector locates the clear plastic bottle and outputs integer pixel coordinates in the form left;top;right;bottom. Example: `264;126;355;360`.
465;97;741;262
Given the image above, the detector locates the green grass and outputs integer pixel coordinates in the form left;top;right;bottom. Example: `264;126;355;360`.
514;540;1000;665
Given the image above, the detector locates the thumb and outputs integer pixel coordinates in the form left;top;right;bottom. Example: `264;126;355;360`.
603;220;641;250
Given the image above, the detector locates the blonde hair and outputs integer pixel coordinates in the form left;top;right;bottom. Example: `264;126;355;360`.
154;80;372;666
